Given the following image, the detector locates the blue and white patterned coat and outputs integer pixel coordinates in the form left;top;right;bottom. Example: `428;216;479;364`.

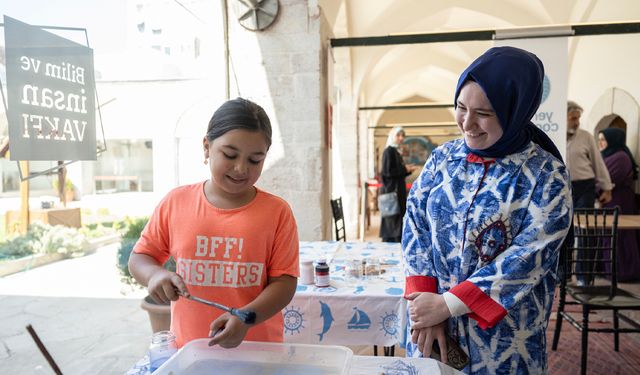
402;139;571;374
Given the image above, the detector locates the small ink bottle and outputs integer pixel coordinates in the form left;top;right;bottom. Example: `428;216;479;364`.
148;330;177;372
315;258;330;287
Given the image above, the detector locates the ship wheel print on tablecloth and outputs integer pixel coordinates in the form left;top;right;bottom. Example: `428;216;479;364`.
469;213;512;264
380;312;400;338
283;306;305;335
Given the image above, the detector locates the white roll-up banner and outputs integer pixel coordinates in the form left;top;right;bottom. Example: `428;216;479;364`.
495;37;568;161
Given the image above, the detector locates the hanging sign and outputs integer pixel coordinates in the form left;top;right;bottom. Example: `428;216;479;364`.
4;15;97;161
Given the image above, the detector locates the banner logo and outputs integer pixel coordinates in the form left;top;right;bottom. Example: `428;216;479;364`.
541;74;551;104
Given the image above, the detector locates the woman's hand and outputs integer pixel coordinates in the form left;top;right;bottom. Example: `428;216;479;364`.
208;313;250;348
411;322;448;364
146;269;189;304
406;164;418;173
406;292;451;328
598;190;612;204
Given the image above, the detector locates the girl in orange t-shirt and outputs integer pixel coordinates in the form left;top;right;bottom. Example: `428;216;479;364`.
129;98;299;348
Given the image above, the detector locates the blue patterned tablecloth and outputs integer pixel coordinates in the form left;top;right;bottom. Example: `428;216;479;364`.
283;241;406;346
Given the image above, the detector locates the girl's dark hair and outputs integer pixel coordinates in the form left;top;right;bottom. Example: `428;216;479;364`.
205;98;272;148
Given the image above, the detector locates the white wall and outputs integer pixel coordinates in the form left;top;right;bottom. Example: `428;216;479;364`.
569;34;640;134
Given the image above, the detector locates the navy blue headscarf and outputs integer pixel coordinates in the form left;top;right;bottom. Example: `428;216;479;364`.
454;46;563;163
600;127;638;180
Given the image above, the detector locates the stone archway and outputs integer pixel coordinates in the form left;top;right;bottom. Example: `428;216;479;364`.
591;88;640;158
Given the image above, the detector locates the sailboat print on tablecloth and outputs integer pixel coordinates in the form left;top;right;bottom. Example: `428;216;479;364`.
347;307;371;330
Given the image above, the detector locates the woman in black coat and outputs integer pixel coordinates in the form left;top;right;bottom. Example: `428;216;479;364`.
379;127;416;242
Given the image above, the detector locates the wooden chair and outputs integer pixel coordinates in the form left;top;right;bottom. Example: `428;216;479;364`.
551;207;640;375
330;197;346;241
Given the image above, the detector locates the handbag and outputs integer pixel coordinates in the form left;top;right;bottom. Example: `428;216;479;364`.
377;190;400;217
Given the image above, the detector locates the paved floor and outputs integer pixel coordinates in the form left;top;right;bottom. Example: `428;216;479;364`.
0;244;151;375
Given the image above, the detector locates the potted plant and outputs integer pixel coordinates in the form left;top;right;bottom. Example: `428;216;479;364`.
52;177;75;203
116;216;175;333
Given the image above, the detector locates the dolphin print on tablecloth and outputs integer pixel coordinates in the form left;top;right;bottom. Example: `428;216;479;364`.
317;301;334;341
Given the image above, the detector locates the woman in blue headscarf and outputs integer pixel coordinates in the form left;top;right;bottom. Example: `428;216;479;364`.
598;127;640;281
402;46;572;374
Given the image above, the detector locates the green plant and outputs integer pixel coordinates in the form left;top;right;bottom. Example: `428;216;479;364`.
38;224;86;255
0;234;38;260
97;207;110;217
0;222;86;261
51;177;74;193
79;222;117;239
121;216;149;239
117;239;139;284
116;216;175;285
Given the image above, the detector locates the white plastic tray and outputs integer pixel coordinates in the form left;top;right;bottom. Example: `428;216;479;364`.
153;339;353;375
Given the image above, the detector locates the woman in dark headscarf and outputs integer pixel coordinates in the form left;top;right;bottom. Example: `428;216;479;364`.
402;46;572;373
598;127;640;281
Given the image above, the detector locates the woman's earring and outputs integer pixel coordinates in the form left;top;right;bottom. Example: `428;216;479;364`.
204;159;208;165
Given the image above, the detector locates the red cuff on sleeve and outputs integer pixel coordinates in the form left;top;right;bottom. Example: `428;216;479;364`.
449;280;507;329
404;275;437;299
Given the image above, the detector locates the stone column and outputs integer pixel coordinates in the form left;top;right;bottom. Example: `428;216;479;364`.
332;47;360;240
226;0;331;240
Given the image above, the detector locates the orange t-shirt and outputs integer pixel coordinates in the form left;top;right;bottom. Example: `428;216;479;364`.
134;183;299;347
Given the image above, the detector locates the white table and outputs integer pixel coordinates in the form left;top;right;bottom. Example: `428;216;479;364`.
283;241;406;347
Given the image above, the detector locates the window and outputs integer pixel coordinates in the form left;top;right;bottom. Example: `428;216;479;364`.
0;159;69;195
91;139;153;194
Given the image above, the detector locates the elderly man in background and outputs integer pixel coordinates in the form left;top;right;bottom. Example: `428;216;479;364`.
566;100;613;208
566;100;613;285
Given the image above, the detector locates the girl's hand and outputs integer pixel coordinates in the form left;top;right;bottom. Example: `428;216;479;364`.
406;292;450;328
411;322;448;364
208;313;250;348
147;269;189;304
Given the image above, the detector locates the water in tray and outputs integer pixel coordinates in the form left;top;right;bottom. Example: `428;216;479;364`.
181;360;341;375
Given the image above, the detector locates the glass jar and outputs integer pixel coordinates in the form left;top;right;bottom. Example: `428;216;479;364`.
345;258;362;281
300;260;315;285
315;258;330;287
148;330;177;372
364;257;381;279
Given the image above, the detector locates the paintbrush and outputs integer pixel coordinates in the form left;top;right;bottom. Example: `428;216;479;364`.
185;295;257;324
26;324;63;375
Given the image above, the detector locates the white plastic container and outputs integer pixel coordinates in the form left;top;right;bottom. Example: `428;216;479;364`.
300;260;315;285
153;339;353;375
